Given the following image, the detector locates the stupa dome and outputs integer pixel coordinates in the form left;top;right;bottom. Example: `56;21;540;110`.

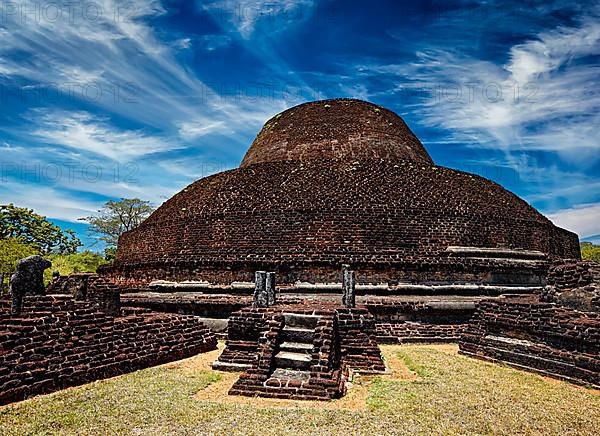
106;99;580;287
241;99;433;167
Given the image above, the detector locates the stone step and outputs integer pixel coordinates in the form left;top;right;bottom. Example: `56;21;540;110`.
212;361;253;372
282;326;315;343
270;368;311;382
283;313;320;328
279;341;313;353
274;351;312;370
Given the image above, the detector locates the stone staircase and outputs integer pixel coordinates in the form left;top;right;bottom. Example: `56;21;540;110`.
268;313;318;382
228;310;347;400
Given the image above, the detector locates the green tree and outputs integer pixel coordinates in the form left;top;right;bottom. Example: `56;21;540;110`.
81;198;154;248
0;237;40;292
43;251;109;283
581;242;600;263
0;204;81;254
104;246;117;262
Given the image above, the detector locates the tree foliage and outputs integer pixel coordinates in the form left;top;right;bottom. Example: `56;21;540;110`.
0;204;81;254
80;198;154;248
43;251;109;283
0;237;39;291
581;242;600;263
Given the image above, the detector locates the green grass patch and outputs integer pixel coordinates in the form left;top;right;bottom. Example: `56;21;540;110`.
1;345;599;435
395;349;433;379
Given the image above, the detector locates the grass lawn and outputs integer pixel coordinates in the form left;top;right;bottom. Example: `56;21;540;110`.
1;343;598;435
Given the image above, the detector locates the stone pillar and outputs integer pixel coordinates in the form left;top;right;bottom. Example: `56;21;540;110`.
254;271;268;308
342;265;356;308
266;272;276;306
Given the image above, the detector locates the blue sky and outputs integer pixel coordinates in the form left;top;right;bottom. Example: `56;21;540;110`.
0;0;599;250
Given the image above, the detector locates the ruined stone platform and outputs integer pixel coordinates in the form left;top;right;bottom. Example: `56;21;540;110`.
120;290;519;344
0;293;217;405
213;302;385;400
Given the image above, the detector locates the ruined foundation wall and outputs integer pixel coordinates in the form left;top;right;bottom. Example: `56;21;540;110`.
119;292;477;344
542;260;600;312
459;296;600;387
101;255;557;288
336;307;386;371
0;295;217;405
217;305;384;371
365;299;473;343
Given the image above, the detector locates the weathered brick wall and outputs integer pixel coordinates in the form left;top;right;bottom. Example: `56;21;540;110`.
365;299;473;343
106;155;578;287
217;307;272;366
122;293;252;319
375;323;464;343
0;295;217;405
547;260;600;290
459;296;600;387
336;308;386;372
218;304;385;372
101;255;557;288
240;99;433;166
228;308;349;400
120;293;474;343
542;260;600;312
46;273;121;315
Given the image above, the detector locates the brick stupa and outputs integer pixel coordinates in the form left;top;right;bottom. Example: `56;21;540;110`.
104;99;579;287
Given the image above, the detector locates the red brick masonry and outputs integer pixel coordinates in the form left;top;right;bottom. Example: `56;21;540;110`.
106;99;578;287
459;296;600;388
0;295;217;405
218;303;385;400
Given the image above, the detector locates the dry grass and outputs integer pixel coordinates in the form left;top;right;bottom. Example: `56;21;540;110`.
1;342;598;435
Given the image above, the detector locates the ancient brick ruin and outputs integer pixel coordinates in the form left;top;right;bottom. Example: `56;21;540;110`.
102;99;578;289
98;98;580;351
213;302;385;400
460;260;600;388
3;98;597;404
0;275;217;405
96;98;597;397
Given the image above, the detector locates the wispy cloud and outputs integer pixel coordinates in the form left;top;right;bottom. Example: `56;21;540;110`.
0;180;100;222
548;203;600;239
177;118;227;140
359;15;600;158
30;111;178;161
199;0;315;39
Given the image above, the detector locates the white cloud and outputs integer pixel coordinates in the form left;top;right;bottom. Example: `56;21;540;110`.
506;17;600;84
360;16;600;158
30;111;178;161
548;203;600;238
173;38;192;50
0;181;100;222
178;118;226;140
200;0;315;39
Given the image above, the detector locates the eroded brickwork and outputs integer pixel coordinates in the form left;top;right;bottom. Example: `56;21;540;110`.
365;299;473;343
459;296;600;387
0;295;217;405
105;99;578;287
542;260;600;312
217;303;384;400
118;293;484;344
241;99;433;166
336;308;386;371
122;292;252;318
